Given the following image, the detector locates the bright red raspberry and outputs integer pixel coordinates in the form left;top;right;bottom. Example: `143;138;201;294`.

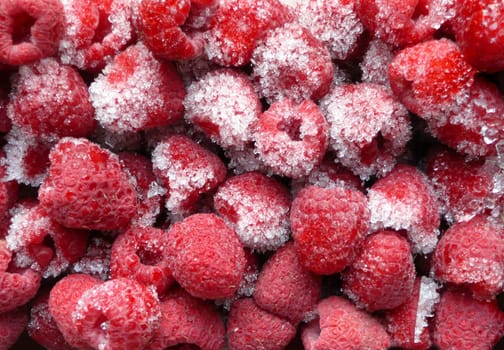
205;0;291;66
360;39;395;88
110;225;173;295
432;289;504;350
0;268;41;313
184;69;262;151
89;42;186;134
0;0;64;66
213;172;291;251
290;185;370;275
39;137;138;231
59;0;134;71
0;307;28;350
252;23;333;103
432;215;504;301
253;242;321;324
302;296;391;349
69;236;112;280
152;135;226;215
320;83;411;180
7;58;96;141
165;213;246;299
0;240;10;271
148;287;225;350
342;230;416;311
253;98;329;178
385;276;440;350
227;298;297;350
367;164;440;254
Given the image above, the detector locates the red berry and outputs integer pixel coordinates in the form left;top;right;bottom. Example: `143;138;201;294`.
0;307;28;350
0;267;41;313
0;239;11;271
360;39;395;88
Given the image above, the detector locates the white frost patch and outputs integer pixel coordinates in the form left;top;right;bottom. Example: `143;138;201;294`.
414;277;440;343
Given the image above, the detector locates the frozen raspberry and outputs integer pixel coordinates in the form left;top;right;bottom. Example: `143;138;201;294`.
166;213;246;299
184;69;261;151
0;268;41;313
290;185;370;275
152;135;226;215
213;172;291;251
342;230;416;311
385;276;440;350
227;298;297;350
253;242;321;324
110;225;173;295
360;39;395;88
0;307;28;350
7;58;96;141
148;287;225;350
432;215;504;301
89;42;186;134
59;0;134;71
205;0;291;67
69;236;112;280
355;0;455;47
252;23;333;103
433;289;504;350
118;152;163;227
302;296;391;349
0;0;64;66
39;137;138;231
0;240;10;271
294;0;365;61
253;98;329;179
367;164;440;254
320;83;411;180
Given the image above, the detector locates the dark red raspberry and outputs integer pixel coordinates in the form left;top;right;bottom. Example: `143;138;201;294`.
214;172;291;251
432;215;504;301
39;137;138;231
251;22;334;103
148;287;225;350
253;98;329;178
184;69;262;151
367;164;440;254
0;83;11;133
319;83;411;180
69;236;112;281
342;230;416;311
253;242;321;324
433;289;504;350
165;213;246;299
302;296;391;349
227;298;297;350
89;42;186;134
0;268;41;313
385;276;440;350
205;0;291;66
0;307;28;350
360;39;395;88
0;0;64;66
152;135;226;215
290;185;370;275
110;225;173;295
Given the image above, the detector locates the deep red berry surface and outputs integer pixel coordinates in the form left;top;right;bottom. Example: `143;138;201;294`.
0;268;41;313
0;307;28;350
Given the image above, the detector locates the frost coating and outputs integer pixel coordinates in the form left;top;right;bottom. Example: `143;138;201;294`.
414;277;440;343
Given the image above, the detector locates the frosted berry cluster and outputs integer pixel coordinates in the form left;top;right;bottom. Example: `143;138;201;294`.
0;0;503;349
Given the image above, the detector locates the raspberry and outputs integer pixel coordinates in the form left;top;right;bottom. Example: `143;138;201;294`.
432;215;504;301
110;225;173;295
0;268;41;313
205;0;291;66
59;0;134;71
301;296;391;349
166;213;246;299
253;242;321;324
148;287;225;350
0;0;64;66
227;298;297;350
385;276;440;350
0;307;28;350
69;236;112;280
7;58;96;141
0;239;10;271
213;172;291;251
360;39;395;88
432;289;504;350
342;230;416;311
89;42;186;134
367;164;440;254
319;83;411;180
290;185;370;275
184;69;262;150
39;137;138;231
253;98;329;179
251;22;334;103
152;135;226;215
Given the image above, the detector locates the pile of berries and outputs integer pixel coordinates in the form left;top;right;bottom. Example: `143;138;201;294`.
0;0;503;349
